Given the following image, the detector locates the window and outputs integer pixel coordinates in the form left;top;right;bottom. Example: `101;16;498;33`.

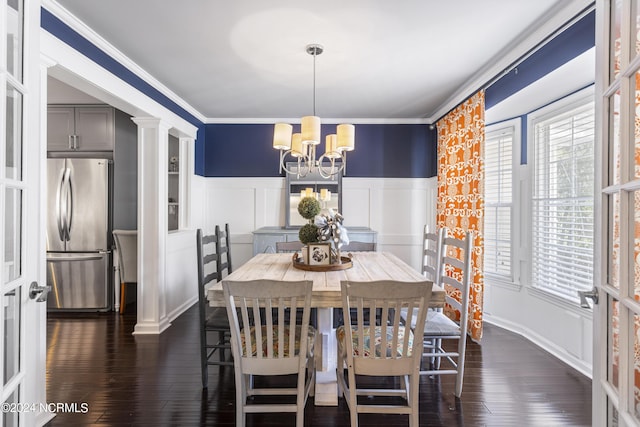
484;122;515;282
531;96;595;301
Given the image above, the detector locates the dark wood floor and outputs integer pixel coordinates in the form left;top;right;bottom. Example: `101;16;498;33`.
45;304;592;426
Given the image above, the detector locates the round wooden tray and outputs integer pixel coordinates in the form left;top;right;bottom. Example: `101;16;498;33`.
292;253;353;271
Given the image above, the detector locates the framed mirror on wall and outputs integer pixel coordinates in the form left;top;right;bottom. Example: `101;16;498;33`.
285;162;342;228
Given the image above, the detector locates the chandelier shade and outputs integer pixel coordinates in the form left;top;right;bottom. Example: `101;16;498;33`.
273;43;355;179
301;116;321;145
273;123;293;150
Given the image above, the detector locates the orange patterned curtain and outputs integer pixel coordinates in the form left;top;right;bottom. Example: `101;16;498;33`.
436;91;485;342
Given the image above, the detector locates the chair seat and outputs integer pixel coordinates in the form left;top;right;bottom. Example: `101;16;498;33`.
336;325;415;358
423;311;460;336
402;308;460;336
240;325;316;358
204;307;230;329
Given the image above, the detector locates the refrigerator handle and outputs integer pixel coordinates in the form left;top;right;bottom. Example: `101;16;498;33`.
64;167;73;241
55;168;66;242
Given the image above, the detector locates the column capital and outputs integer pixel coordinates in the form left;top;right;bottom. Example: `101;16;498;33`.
132;117;172;131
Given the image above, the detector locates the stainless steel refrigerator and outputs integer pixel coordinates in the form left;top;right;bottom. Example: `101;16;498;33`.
46;158;111;311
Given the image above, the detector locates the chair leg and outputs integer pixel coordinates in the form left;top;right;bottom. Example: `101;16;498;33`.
119;282;126;314
409;373;420;427
200;329;208;389
347;367;359;427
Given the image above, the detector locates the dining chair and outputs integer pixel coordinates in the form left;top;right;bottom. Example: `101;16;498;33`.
275;240;305;253
197;227;233;389
336;279;433;427
417;226;447;366
223;279;316;427
410;231;473;398
341;241;377;252
112;229;137;314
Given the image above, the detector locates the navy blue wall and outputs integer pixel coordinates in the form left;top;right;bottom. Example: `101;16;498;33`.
41;6;593;178
485;10;595;110
204;123;436;178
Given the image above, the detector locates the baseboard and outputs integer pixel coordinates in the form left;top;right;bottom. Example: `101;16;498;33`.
483;314;592;379
168;296;198;323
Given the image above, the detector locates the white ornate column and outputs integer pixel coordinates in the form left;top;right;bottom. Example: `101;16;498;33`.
132;117;171;334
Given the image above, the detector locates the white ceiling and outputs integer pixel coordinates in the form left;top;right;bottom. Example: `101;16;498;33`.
48;0;593;122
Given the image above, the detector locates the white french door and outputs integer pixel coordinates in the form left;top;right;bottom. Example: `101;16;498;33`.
0;0;47;426
596;0;640;425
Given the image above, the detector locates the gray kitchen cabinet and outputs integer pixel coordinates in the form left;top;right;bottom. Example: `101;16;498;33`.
48;106;114;152
252;226;377;255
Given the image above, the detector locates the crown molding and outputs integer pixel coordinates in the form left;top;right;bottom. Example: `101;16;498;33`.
204;117;432;125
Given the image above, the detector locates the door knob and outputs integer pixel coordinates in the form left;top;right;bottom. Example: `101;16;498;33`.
578;288;599;309
29;282;51;302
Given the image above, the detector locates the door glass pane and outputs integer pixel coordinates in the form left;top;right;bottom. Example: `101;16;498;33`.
610;296;620;391
612;91;622;185
2;387;19;427
6;0;23;82
634;314;640;421
6;84;23;180
612;0;622;81
635;0;640;58
611;192;621;289
3;287;20;385
4;188;22;283
634;192;640;298
634;72;640;180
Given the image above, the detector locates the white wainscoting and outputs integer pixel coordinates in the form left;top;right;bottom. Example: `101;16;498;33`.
192;177;438;271
483;281;593;377
165;229;198;321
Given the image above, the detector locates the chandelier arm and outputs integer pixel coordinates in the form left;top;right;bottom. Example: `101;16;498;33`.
279;149;311;178
317;152;346;178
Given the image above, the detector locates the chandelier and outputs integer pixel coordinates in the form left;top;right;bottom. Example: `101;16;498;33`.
272;44;355;179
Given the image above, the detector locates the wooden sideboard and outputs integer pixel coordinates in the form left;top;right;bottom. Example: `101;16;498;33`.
252;226;377;255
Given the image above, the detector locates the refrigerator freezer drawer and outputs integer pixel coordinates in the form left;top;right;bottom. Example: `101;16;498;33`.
47;252;110;311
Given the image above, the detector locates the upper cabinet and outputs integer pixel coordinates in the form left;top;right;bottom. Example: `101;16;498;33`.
48;106;115;152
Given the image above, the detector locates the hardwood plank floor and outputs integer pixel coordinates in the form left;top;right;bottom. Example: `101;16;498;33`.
45;304;591;426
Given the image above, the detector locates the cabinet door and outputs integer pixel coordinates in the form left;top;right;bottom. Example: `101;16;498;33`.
74;107;114;151
47;107;75;151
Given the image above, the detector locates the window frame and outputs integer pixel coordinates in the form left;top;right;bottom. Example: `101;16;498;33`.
483;118;521;288
526;86;595;304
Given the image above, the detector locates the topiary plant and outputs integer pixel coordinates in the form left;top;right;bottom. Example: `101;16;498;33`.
298;197;321;221
299;223;319;245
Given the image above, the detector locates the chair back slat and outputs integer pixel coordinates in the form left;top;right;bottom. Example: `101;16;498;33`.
224;280;313;365
215;224;232;277
422;226;447;285
438;231;473;330
341;280;433;366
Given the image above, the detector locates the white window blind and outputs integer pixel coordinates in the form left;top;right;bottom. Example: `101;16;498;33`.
484;125;513;280
532;101;595;301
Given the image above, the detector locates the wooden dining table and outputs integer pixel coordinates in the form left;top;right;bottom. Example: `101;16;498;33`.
207;251;444;406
